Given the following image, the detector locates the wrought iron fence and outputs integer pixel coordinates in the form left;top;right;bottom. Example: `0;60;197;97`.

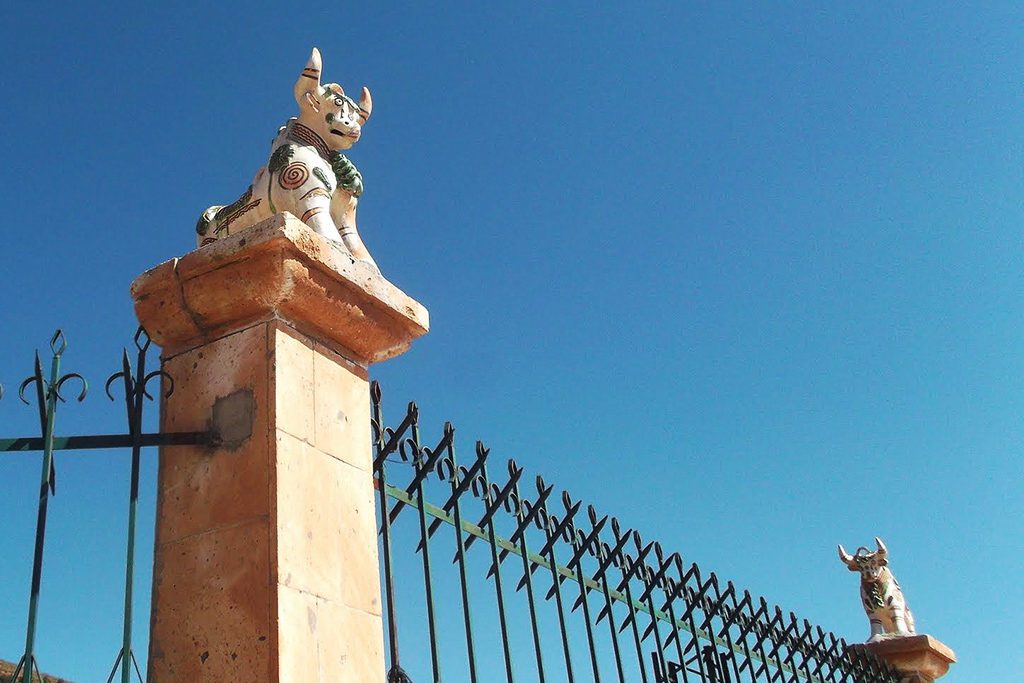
372;383;899;683
1;330;900;683
0;329;214;683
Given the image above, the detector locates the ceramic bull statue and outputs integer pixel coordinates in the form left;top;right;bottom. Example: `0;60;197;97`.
838;537;916;641
196;47;377;269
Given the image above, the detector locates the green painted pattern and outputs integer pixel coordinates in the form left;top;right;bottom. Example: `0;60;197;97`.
313;167;334;193
329;152;364;197
267;145;295;214
214;186;253;221
196;185;252;236
865;579;887;609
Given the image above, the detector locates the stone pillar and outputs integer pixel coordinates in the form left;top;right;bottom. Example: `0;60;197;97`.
130;214;428;682
851;635;957;683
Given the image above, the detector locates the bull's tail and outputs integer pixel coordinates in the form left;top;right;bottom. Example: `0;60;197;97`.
195;185;258;248
195;205;223;247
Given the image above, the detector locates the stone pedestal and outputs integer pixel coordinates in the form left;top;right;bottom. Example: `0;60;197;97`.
851;635;956;683
131;214;428;682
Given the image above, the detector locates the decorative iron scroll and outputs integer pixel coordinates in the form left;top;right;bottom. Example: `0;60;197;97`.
372;382;899;683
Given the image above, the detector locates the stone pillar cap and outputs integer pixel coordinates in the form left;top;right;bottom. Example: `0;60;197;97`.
851;634;956;681
131;213;429;364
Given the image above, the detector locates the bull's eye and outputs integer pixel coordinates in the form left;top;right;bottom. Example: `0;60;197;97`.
334;98;345;107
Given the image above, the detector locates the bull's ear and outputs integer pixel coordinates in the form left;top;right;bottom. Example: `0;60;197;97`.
295;47;323;108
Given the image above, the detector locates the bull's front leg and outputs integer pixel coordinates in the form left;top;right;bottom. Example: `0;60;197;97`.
329;153;379;271
293;188;343;243
869;617;885;640
334;195;378;270
892;608;912;635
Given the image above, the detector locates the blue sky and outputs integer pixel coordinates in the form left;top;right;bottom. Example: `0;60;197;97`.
0;3;1020;681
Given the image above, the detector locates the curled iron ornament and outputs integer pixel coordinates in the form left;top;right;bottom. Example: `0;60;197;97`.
17;370;40;405
104;377;127;401
432;423;456;480
469;442;491;496
104;349;134;402
559;491;581;542
381;402;419;464
54;373;88;403
105;370;174;402
397;435;418;464
501;461;525;514
18;362;87;404
144;370;174;399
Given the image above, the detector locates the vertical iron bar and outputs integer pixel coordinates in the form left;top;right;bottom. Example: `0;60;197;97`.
702;645;720;683
746;598;776;681
719;586;757;682
794;617;816;683
638;555;670;681
658;573;690;683
638;546;678;653
444;427;480;683
672;561;711;683
596;558;628;683
651;652;665;683
761;605;790;683
119;341;146;683
19;343;61;683
410;415;443;682
511;474;548;682
566;509;605;683
372;387;409;682
613;535;651;683
592;521;631;683
480;452;516;683
536;490;575;682
704;576;743;683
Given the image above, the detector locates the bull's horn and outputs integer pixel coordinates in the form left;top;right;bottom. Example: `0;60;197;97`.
837;544;857;569
875;537;888;557
358;86;373;122
295;47;323;106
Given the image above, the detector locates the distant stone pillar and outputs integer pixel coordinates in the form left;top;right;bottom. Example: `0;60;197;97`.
131;214;428;682
851;635;957;683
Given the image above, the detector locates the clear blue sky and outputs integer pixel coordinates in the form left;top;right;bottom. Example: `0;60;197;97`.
0;3;1020;681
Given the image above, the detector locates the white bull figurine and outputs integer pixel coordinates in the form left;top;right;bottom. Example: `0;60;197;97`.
838;537;916;641
196;47;377;269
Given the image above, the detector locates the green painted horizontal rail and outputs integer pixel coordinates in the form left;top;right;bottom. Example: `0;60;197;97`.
383;483;824;683
0;431;213;453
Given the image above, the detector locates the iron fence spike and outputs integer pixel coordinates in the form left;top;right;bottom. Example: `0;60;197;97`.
618;612;635;633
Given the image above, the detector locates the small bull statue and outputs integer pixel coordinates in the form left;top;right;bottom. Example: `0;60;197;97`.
196;47;378;269
838;537;916;641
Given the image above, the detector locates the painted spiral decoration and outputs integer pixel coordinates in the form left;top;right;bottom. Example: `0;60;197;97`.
278;162;310;190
